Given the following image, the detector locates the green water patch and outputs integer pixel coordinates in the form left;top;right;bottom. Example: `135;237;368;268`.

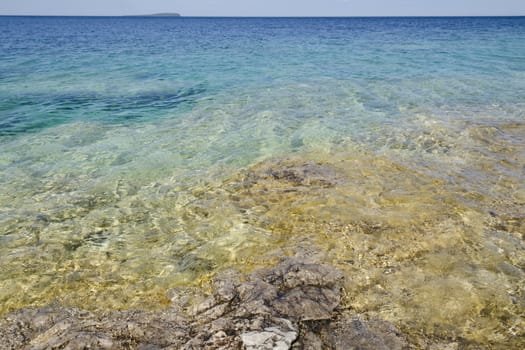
0;85;206;137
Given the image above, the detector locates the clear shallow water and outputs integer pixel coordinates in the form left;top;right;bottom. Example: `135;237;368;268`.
0;16;524;347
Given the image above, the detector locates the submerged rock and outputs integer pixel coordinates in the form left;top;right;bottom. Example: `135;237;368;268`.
235;159;345;192
329;314;407;350
0;306;190;349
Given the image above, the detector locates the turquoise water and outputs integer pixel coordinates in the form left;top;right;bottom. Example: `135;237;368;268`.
1;17;524;347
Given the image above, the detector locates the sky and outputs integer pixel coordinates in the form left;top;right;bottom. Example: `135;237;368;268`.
0;0;524;17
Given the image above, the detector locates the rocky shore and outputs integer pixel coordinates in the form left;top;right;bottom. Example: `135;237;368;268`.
0;258;409;349
1;154;523;349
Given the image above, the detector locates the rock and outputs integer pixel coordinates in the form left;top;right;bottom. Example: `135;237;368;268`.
429;343;459;350
271;260;344;289
260;161;343;188
295;331;323;350
254;259;344;321
227;159;345;198
193;303;229;325
0;258;409;350
202;330;240;350
272;286;340;321
192;296;218;316
214;277;238;303
46;332;114;350
241;329;295;350
329;314;407;350
238;279;279;305
241;320;298;350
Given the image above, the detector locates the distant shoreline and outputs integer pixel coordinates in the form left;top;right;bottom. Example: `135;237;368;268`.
124;13;181;17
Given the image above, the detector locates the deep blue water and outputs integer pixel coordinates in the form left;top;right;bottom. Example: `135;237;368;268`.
1;17;524;136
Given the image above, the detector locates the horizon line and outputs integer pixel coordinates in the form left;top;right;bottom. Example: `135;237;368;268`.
1;14;525;18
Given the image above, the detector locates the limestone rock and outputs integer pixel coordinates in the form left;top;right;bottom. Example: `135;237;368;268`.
272;285;340;321
241;319;298;350
254;259;344;321
241;328;297;350
329;314;407;350
0;258;408;350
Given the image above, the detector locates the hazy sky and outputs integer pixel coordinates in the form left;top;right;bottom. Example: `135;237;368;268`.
1;0;524;17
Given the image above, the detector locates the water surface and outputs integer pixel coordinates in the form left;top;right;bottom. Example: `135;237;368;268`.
0;16;524;347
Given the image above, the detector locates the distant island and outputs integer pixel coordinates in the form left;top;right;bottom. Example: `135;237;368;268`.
130;13;181;17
